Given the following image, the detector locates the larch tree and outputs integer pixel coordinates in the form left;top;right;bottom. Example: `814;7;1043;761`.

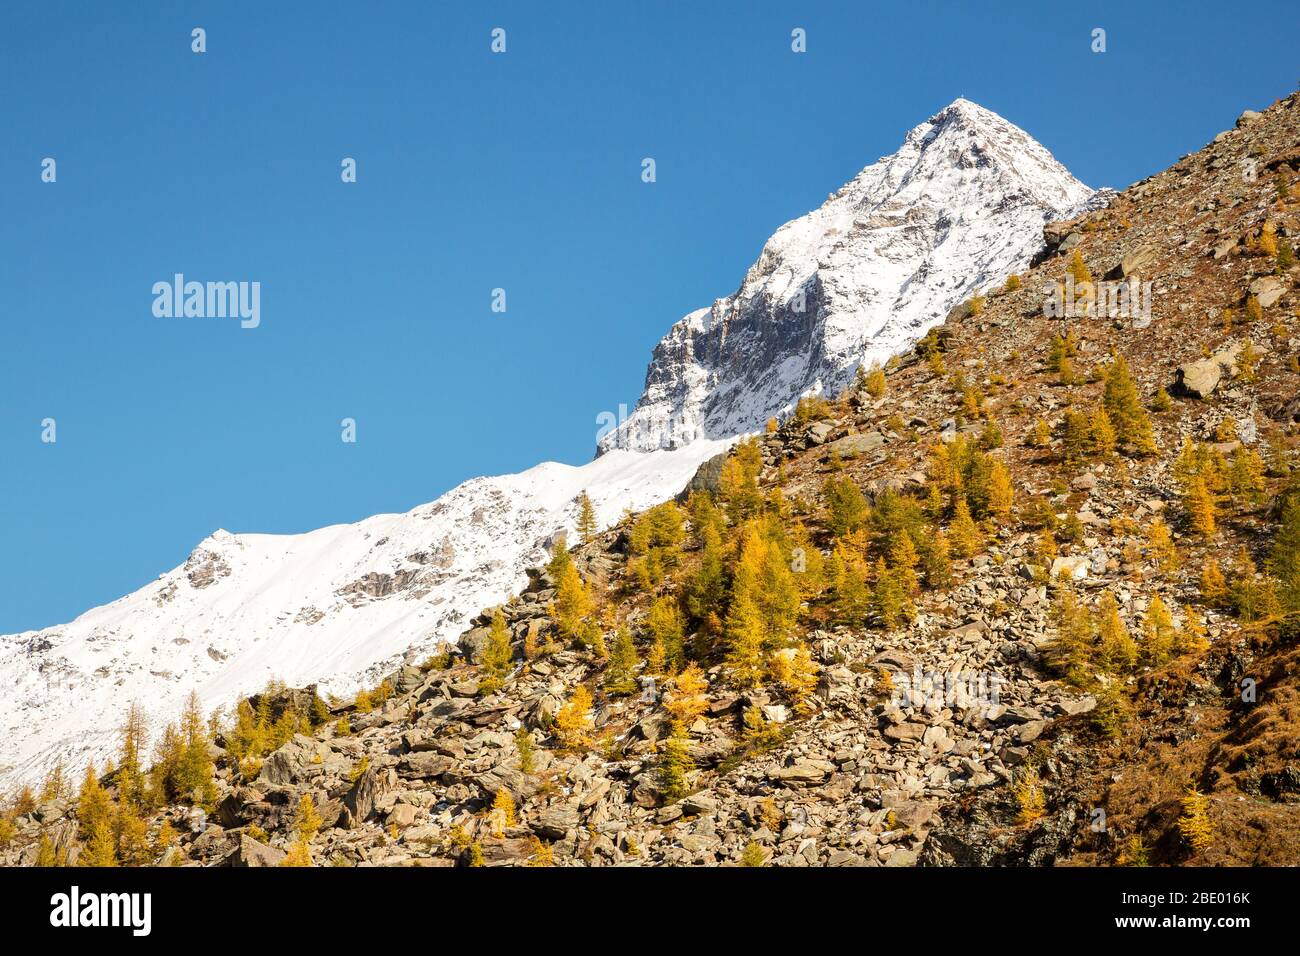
1142;596;1177;667
948;498;982;559
987;459;1015;520
1097;592;1137;673
576;491;598;544
603;627;640;696
1102;355;1157;455
479;608;514;694
1185;475;1217;537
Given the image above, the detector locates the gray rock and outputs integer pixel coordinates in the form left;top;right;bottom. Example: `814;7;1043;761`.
676;450;730;502
823;432;885;459
532;806;580;840
1175;342;1242;398
225;834;287;868
1106;244;1157;280
1249;275;1284;309
341;768;386;826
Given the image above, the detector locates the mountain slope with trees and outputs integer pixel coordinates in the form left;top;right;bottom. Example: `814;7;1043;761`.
3;88;1299;868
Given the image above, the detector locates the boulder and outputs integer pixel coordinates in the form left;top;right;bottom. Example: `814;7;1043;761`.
399;752;454;779
773;759;835;783
1174;343;1243;398
386;804;418;829
340;768;386;827
676;450;730;502
457;625;493;664
1249;275;1285;309
1105;244;1157;280
531;805;580;840
823;432;885;460
256;734;328;787
1049;556;1090;582
225;833;287;868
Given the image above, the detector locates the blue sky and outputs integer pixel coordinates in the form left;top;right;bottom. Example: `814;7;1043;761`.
1;0;1295;632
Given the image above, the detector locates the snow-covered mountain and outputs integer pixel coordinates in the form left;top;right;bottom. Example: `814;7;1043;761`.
599;98;1097;453
0;442;730;786
0;99;1098;789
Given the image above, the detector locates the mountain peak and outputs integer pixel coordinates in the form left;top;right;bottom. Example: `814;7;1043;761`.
598;103;1095;454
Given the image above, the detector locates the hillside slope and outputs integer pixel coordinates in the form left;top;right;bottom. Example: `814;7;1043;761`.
4;89;1298;869
0;99;1088;793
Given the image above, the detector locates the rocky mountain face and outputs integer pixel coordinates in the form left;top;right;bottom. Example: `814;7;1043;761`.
0;100;1097;794
599;99;1099;454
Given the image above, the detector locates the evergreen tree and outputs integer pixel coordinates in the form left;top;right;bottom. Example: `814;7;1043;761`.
1089;407;1117;457
527;836;554;867
490;787;516;835
1061;409;1092;463
948;499;982;559
280;840;312;867
514;728;536;774
1185;475;1217;537
117;703;147;810
1177;785;1214;852
1226;447;1266;506
1269;496;1300;612
685;523;728;632
75;764;112;843
823;475;870;538
645;596;686;673
1050;588;1096;685
888;532;920;597
1179;605;1211;654
864;364;887;398
988;460;1014;520
40;762;66;803
35;833;59;867
1097;592;1137;673
114;805;150;866
603;627;639;696
1200;558;1228;606
553;686;594;751
922;530;954;589
479;608;513;694
576;492;598;544
664;663;710;727
769;645;819;715
1102;355;1157;455
1229;547;1265;622
656;726;693;802
827;545;872;624
1069;248;1093;286
724;589;767;688
177;692;217;807
871;558;914;630
294;794;322;843
718;438;763;520
1146;518;1179;574
545;532;572;583
550;559;596;644
1142;596;1177;667
80;818;118;867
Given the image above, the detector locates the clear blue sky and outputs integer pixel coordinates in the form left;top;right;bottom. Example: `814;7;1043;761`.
1;1;1295;632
